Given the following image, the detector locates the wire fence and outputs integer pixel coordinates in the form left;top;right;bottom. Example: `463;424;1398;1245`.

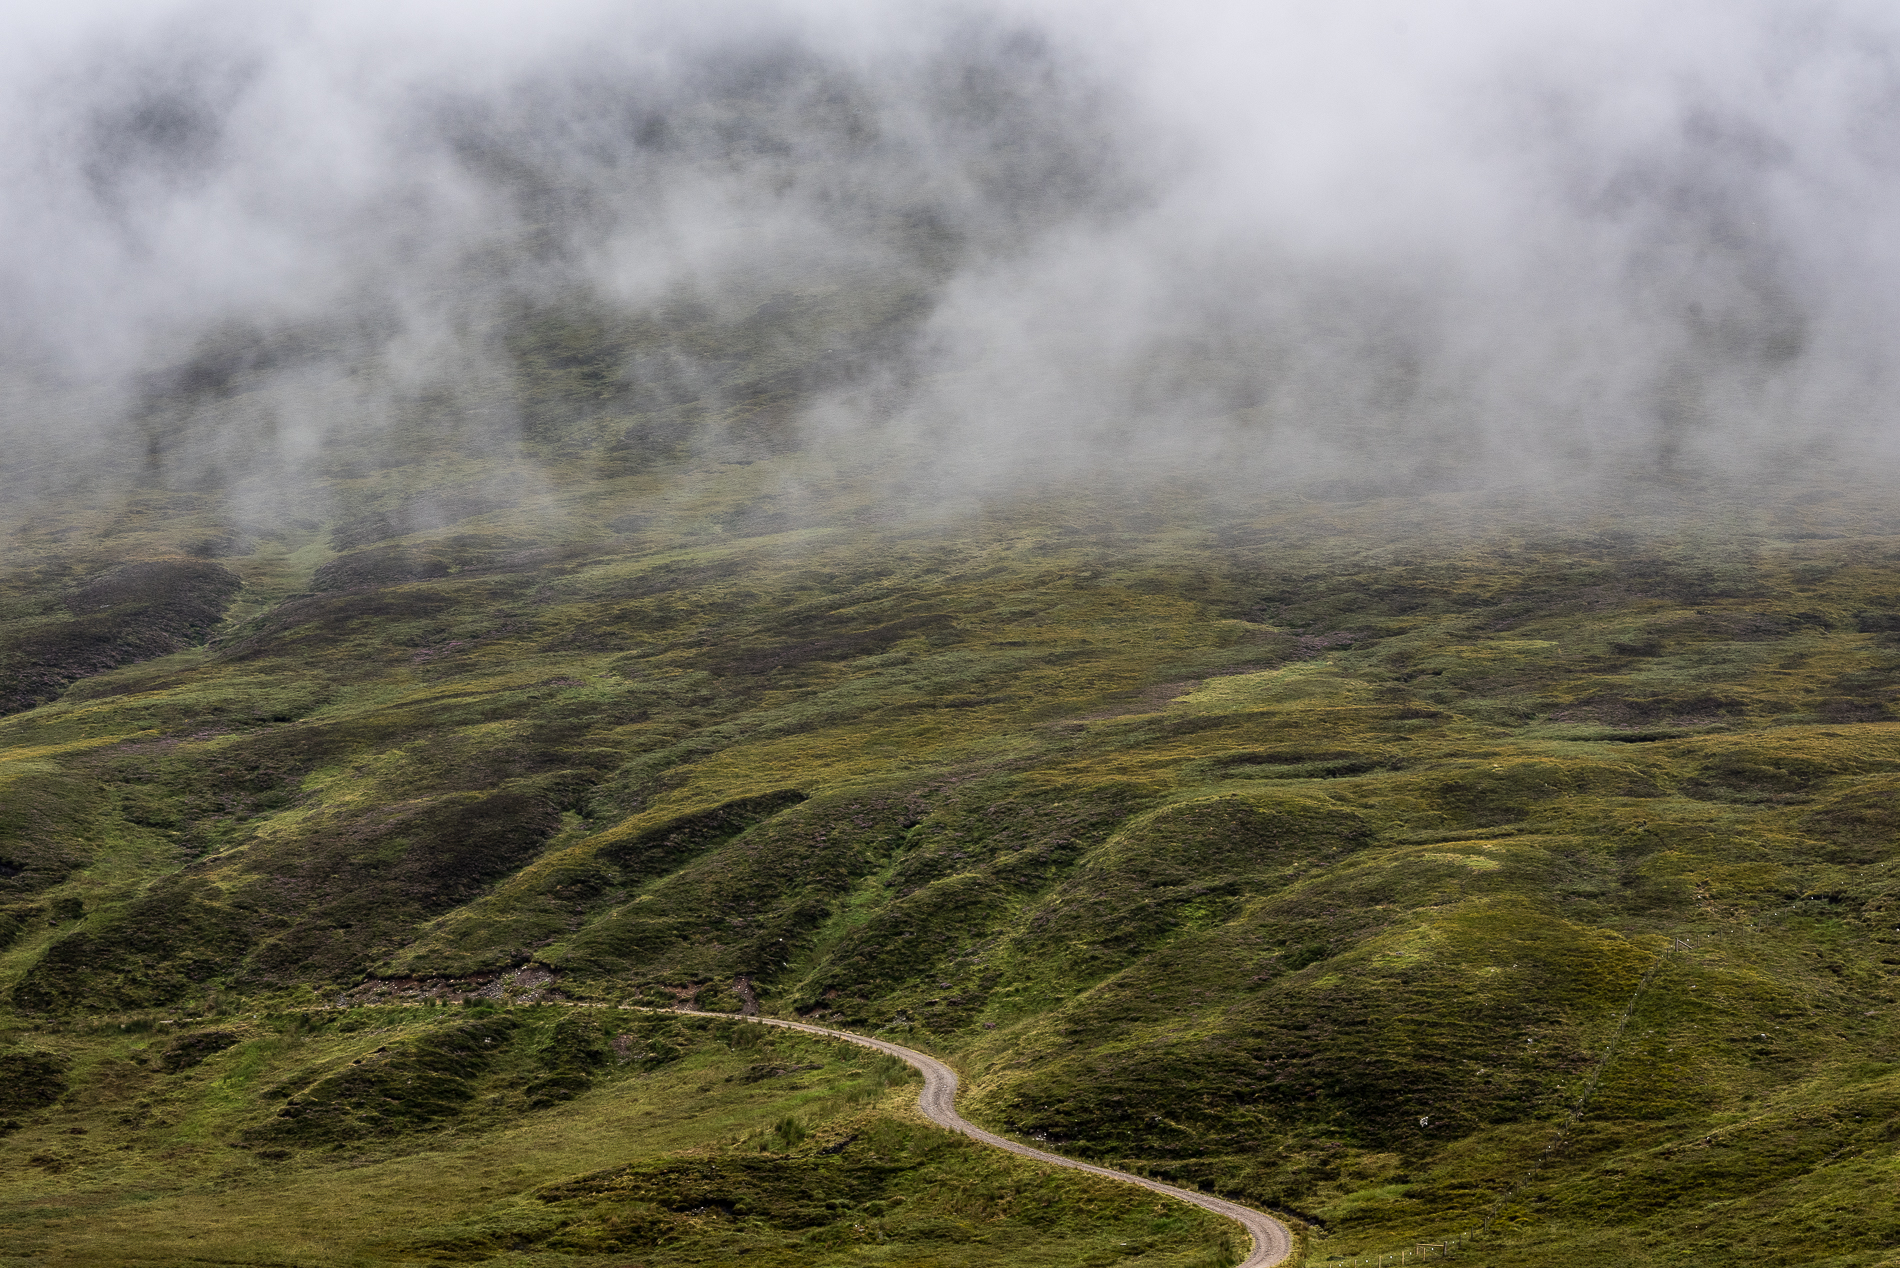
1326;1226;1486;1262
1477;937;1680;1233
1319;935;1691;1266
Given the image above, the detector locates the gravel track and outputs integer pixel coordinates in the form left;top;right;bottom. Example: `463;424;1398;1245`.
679;1008;1296;1267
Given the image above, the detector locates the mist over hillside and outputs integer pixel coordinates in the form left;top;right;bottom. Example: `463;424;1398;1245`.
3;0;1898;528
8;6;1900;1268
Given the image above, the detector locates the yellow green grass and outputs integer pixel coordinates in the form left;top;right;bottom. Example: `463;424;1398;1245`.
7;371;1900;1265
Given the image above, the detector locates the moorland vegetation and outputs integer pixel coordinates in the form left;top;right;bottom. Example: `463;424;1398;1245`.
5;364;1900;1267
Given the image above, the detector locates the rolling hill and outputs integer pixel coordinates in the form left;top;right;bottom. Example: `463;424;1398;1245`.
4;15;1900;1267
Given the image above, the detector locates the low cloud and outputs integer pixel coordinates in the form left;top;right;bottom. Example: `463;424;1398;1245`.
2;0;1896;533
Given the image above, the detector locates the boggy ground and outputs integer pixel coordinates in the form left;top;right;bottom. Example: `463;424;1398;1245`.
6;415;1900;1266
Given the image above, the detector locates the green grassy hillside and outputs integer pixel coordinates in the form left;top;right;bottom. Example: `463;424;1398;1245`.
6;401;1900;1267
0;1002;1234;1267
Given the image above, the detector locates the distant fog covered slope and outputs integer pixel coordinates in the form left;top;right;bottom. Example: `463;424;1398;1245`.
3;0;1900;520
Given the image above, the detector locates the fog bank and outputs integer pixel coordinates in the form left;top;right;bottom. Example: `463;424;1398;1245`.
4;0;1898;527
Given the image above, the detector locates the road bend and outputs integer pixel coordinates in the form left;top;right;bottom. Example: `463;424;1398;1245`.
676;1008;1295;1268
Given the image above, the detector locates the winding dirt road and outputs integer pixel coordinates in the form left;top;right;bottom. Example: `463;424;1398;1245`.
683;1009;1295;1267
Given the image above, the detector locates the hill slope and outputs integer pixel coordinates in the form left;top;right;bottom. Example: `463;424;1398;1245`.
3;28;1899;1264
4;411;1900;1266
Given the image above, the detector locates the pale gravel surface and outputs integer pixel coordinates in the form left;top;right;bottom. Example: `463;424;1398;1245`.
677;1008;1296;1268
